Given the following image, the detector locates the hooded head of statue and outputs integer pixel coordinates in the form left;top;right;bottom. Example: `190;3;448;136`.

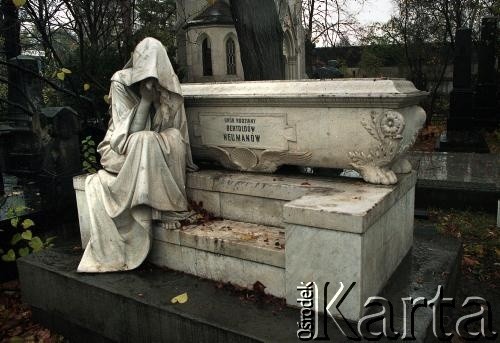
129;38;182;95
123;37;185;129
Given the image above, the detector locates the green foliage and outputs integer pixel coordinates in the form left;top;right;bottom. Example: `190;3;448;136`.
359;49;383;77
336;59;350;78
134;0;176;45
81;136;98;173
3;0;181;128
1;207;56;263
133;0;182;77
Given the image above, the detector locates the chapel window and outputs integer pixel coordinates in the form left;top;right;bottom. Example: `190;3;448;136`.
226;38;236;75
202;38;213;76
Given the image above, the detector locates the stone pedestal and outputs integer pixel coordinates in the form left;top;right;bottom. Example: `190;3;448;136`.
74;169;416;321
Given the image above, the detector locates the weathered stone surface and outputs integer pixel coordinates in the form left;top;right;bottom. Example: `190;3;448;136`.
285;187;415;321
153;220;285;268
150;220;287;297
182;79;427;185
187;170;417;232
220;193;285;227
150;242;286;298
73;175;90;248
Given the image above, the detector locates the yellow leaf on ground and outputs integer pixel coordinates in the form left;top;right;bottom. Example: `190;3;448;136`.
61;68;72;74
84;83;91;91
103;95;110;104
56;72;65;81
12;0;26;8
171;293;188;304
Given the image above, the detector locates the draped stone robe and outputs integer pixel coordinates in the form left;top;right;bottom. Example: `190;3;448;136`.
78;38;196;273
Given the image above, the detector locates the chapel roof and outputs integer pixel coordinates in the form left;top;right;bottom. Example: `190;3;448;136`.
186;1;234;28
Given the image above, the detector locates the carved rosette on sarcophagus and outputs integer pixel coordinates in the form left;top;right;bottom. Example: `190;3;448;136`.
181;79;427;185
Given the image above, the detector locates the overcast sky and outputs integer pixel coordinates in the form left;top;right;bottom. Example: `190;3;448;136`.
357;0;394;24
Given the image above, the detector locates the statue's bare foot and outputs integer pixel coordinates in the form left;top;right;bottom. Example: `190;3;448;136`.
358;166;398;185
158;221;181;230
391;158;413;174
184;212;204;225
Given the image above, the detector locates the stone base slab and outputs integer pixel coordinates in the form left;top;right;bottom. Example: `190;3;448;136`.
73;170;417;321
18;226;462;343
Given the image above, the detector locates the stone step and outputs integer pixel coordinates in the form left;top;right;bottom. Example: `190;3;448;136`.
74;170;419;320
150;220;287;298
153;220;286;268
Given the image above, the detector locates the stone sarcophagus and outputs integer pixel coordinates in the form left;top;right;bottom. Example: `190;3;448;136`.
181;79;427;185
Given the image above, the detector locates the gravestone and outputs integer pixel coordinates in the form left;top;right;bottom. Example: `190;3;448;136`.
73;78;427;321
475;17;499;129
448;28;473;131
440;28;489;152
4;55;43;129
2;55;44;174
38;107;81;217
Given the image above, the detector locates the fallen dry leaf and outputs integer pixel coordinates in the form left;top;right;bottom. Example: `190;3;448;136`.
252;281;266;294
463;256;480;267
171;293;188;304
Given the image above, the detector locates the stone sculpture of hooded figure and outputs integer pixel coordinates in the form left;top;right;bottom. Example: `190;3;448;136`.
78;37;197;273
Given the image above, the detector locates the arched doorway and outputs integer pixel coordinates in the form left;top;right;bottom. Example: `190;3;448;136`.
283;30;297;80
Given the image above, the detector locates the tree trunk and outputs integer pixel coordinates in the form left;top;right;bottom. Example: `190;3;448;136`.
119;0;134;58
1;0;22;123
305;0;315;76
1;0;21;59
229;0;284;80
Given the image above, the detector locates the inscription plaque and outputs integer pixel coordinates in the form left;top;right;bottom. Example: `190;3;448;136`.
199;113;289;150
